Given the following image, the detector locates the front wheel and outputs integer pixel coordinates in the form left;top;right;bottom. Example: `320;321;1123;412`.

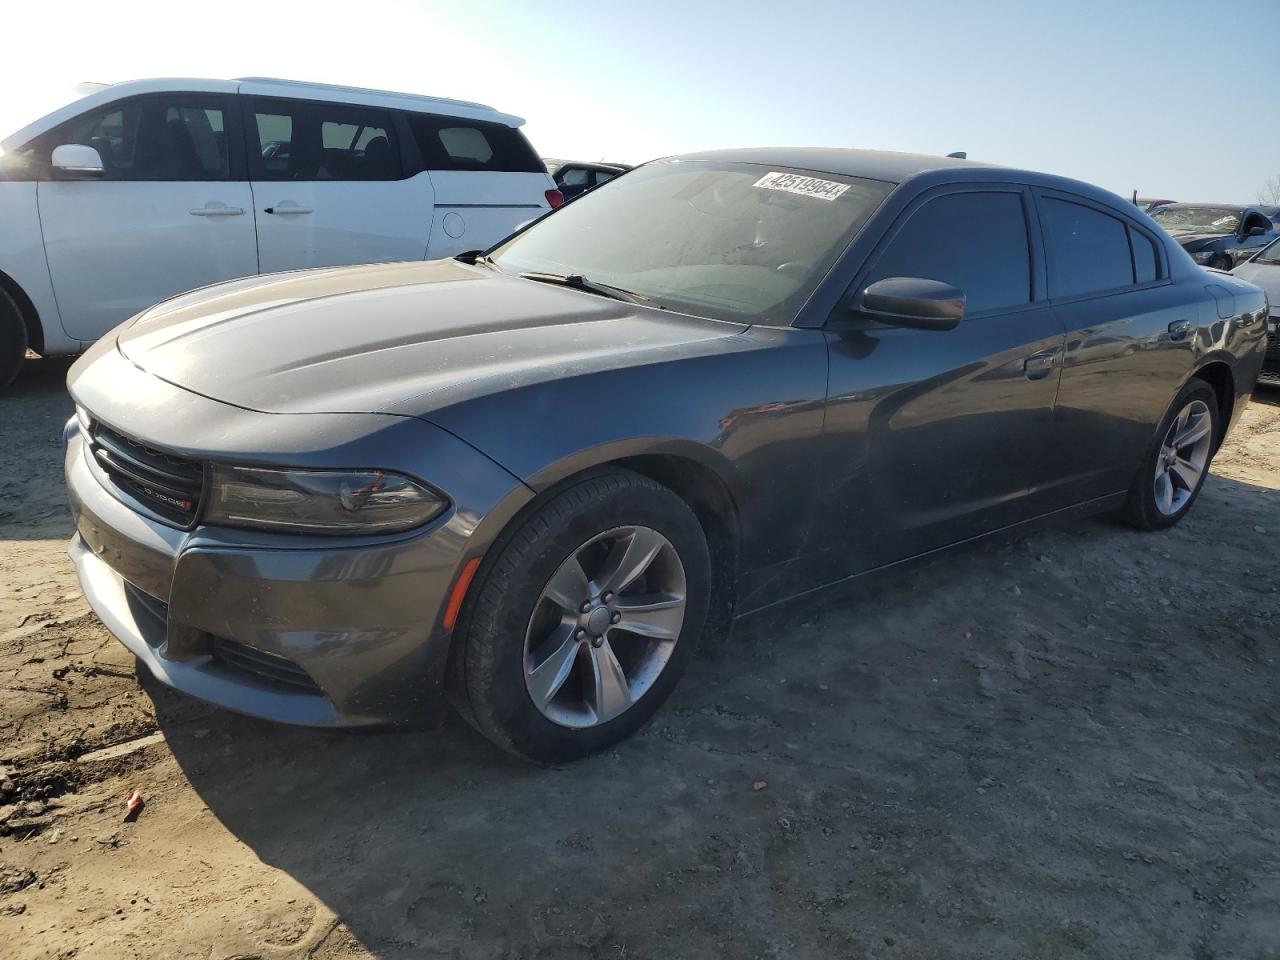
453;469;710;762
1208;253;1233;271
1118;377;1219;530
0;289;27;390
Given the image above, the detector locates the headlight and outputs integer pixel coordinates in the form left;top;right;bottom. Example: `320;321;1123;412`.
205;465;447;535
1192;251;1214;264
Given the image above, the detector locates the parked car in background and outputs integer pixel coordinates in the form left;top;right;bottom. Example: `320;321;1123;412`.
1149;203;1280;271
64;148;1268;761
546;159;631;201
1133;195;1175;213
0;77;560;387
1232;237;1280;387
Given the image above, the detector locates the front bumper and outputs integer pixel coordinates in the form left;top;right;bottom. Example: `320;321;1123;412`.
1261;313;1280;388
63;350;532;726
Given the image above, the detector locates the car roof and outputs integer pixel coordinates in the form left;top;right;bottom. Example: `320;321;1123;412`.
672;147;990;183
1154;202;1245;211
2;76;523;151
666;147;1147;214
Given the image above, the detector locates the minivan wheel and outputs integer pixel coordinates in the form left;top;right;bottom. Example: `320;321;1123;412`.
1119;377;1219;530
0;290;28;390
455;469;710;762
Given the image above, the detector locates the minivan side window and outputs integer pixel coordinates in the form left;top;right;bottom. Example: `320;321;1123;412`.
246;99;401;181
405;114;543;173
865;191;1032;316
42;96;230;181
1040;197;1141;298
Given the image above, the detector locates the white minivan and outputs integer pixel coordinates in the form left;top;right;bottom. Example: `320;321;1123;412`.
0;77;562;385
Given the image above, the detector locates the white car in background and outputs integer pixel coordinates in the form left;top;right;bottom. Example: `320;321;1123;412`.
0;77;562;386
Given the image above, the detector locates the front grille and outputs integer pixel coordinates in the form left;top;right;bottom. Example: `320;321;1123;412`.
209;637;323;694
1266;318;1280;360
89;423;205;527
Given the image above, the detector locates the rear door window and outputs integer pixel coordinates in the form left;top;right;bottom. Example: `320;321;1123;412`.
246;98;401;181
406;114;543;172
1040;197;1137;298
865;191;1032;316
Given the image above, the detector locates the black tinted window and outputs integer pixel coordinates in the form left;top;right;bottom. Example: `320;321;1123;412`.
51;96;229;180
1041;198;1133;297
1130;226;1158;283
248;99;401;181
867;192;1031;315
406;114;542;172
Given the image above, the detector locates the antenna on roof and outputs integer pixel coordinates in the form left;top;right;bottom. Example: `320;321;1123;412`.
946;151;967;159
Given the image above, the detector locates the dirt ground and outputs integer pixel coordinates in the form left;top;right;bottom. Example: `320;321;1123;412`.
1;356;1278;960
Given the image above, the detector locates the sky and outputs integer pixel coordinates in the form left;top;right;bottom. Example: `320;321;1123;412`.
2;0;1277;204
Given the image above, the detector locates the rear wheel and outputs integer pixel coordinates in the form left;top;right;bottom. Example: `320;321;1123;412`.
454;469;710;762
0;289;27;390
1119;377;1219;530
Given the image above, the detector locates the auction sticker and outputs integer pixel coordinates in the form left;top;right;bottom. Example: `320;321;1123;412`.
753;171;850;201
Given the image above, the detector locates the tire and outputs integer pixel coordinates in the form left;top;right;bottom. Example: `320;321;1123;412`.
1118;377;1220;530
0;289;27;390
1208;254;1232;271
454;469;710;762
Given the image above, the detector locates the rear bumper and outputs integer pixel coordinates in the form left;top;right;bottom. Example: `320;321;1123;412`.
62;367;533;726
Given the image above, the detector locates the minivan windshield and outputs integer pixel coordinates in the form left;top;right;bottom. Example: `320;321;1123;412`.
1254;237;1280;265
1150;205;1242;234
491;160;893;324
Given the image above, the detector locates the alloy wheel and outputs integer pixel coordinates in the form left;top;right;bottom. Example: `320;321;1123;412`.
523;525;687;728
1153;398;1213;516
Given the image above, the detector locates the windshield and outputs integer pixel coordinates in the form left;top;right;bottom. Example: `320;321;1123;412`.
1150;205;1241;234
1254;237;1280;265
491;160;893;324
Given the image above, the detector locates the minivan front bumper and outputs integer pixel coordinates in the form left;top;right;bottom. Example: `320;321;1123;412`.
63;349;532;727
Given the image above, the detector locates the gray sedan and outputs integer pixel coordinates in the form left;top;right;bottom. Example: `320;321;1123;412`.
64;149;1269;761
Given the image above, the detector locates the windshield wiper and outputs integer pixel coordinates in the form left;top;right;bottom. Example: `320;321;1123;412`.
518;271;654;305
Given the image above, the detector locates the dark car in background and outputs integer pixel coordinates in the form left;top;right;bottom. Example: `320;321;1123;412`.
1232;237;1280;387
64;149;1268;761
1150;203;1280;270
545;159;632;201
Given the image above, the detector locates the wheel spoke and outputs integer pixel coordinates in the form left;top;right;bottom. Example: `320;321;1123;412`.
1170;457;1201;491
526;625;581;709
595;527;666;595
542;555;590;614
1155;470;1175;514
587;639;631;723
1174;414;1210;450
613;593;685;641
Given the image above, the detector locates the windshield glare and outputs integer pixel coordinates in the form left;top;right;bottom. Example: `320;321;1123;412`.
492;160;892;324
1151;205;1241;234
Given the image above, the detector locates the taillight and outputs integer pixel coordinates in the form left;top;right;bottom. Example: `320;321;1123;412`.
545;188;564;209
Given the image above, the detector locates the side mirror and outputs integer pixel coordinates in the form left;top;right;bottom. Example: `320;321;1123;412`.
849;276;965;331
1246;225;1267;237
51;143;104;178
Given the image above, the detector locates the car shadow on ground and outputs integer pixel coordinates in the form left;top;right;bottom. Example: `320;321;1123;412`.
154;474;1280;959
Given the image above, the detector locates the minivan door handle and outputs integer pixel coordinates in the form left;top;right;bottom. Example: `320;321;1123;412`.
1168;319;1193;341
264;203;314;216
189;202;245;217
1023;351;1059;380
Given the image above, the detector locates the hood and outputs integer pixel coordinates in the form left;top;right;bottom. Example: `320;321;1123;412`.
1165;231;1227;252
1231;260;1280;302
116;260;747;417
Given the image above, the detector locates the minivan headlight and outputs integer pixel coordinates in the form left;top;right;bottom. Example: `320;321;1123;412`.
206;465;446;534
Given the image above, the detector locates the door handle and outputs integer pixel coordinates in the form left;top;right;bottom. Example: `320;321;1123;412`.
1023;351;1059;380
264;204;314;215
189;203;245;216
1168;319;1193;341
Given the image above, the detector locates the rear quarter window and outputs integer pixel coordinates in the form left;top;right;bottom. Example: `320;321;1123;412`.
406;113;543;173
